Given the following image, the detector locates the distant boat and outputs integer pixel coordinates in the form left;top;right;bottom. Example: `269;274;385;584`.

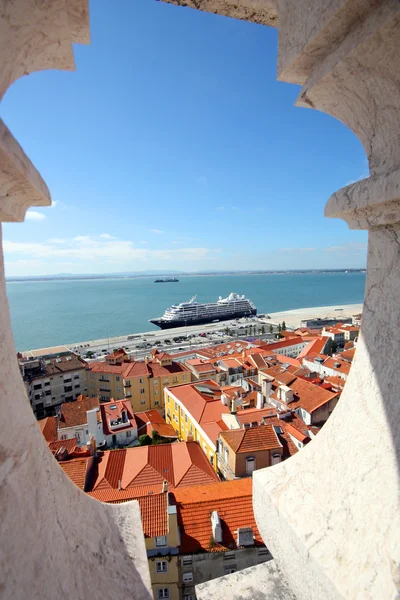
154;277;179;283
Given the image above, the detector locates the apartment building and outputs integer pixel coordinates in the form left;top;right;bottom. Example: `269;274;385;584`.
87;349;190;411
19;351;88;419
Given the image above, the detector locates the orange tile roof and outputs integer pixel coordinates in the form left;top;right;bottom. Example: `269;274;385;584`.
339;348;356;362
38;416;57;442
138;493;168;537
87;362;126;375
100;399;137;436
286;378;339;413
285;423;309;444
167;382;230;438
88;441;219;501
272;354;302;368
220;424;281;453
173;479;263;552
261;365;297;386
323;357;351;375
59;457;90;490
48;438;78;456
235;407;276;426
261;338;306;351
58;395;100;429
135;410;177;439
297;336;330;359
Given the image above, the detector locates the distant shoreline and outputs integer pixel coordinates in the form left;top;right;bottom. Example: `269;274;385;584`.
6;269;367;284
22;302;363;355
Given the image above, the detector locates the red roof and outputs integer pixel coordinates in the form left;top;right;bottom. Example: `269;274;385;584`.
137;493;168;537
59;457;91;490
88;441;219;502
135;410;177;439
58;396;100;429
323;357;351;375
173;479;264;552
100;399;137;436
220;424;281;453
297;337;329;359
38;416;57;442
285;378;339;414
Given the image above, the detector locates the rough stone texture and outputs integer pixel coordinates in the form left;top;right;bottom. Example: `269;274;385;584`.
0;119;51;221
0;225;152;599
161;0;278;28
0;3;152;598
160;1;400;599
2;1;400;599
196;561;298;600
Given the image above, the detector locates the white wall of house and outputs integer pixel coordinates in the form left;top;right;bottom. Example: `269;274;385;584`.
29;367;87;418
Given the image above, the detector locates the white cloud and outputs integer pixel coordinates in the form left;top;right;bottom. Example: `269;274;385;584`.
324;243;367;253
3;237;213;264
47;238;66;244
51;201;57;208
26;211;46;222
73;236;91;242
100;233;117;240
150;229;164;234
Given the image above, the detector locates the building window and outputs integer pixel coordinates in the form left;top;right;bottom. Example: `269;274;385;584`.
34;394;41;400
182;572;193;583
271;453;281;465
158;590;169;600
185;414;187;423
246;456;256;475
140;378;144;384
224;551;235;560
91;383;94;388
154;401;159;406
45;390;51;396
184;596;195;600
116;386;120;391
116;376;120;381
154;380;158;385
164;378;168;384
155;536;167;547
182;556;193;566
74;374;79;379
90;374;94;379
126;431;132;438
60;435;67;440
182;374;187;380
75;384;80;389
156;560;168;573
44;381;50;387
154;389;158;395
174;402;178;411
33;384;42;390
141;399;146;405
140;388;145;394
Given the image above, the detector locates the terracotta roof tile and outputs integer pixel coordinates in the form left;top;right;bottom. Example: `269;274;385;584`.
58;395;100;429
138;493;168;537
220;425;281;453
173;479;263;552
59;457;89;490
38;416;57;442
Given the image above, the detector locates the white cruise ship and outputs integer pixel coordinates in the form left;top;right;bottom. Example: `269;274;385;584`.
149;293;257;329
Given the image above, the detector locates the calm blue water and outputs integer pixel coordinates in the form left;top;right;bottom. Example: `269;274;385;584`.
6;273;366;350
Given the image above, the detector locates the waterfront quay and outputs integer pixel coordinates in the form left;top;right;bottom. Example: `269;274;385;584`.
22;303;363;361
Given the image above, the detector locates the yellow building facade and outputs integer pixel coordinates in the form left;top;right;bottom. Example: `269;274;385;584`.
164;385;225;472
87;351;191;414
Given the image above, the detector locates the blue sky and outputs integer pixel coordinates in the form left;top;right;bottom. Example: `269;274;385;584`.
1;0;368;276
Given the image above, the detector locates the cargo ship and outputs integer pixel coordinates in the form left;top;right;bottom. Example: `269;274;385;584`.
154;277;179;283
149;293;257;329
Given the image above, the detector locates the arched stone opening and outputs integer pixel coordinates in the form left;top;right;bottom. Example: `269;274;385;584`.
1;1;399;599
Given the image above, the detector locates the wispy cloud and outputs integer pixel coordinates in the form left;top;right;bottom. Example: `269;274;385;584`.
99;233;117;240
279;247;316;253
47;238;66;244
150;229;164;234
3;237;213;264
26;211;46;222
324;242;367;253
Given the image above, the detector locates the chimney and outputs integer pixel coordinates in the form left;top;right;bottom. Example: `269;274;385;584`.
211;511;223;543
144;356;149;364
118;479;122;491
257;392;264;409
230;399;237;414
221;393;228;406
162;480;168;493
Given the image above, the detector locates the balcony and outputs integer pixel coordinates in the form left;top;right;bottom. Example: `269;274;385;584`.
99;387;111;393
99;377;110;383
124;381;131;388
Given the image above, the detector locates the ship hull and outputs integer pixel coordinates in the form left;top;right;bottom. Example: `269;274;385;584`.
149;308;257;330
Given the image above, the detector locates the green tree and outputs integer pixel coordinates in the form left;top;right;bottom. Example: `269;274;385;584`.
138;434;152;446
261;325;265;335
278;323;282;332
331;340;338;354
85;350;94;358
269;324;273;334
282;321;286;331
